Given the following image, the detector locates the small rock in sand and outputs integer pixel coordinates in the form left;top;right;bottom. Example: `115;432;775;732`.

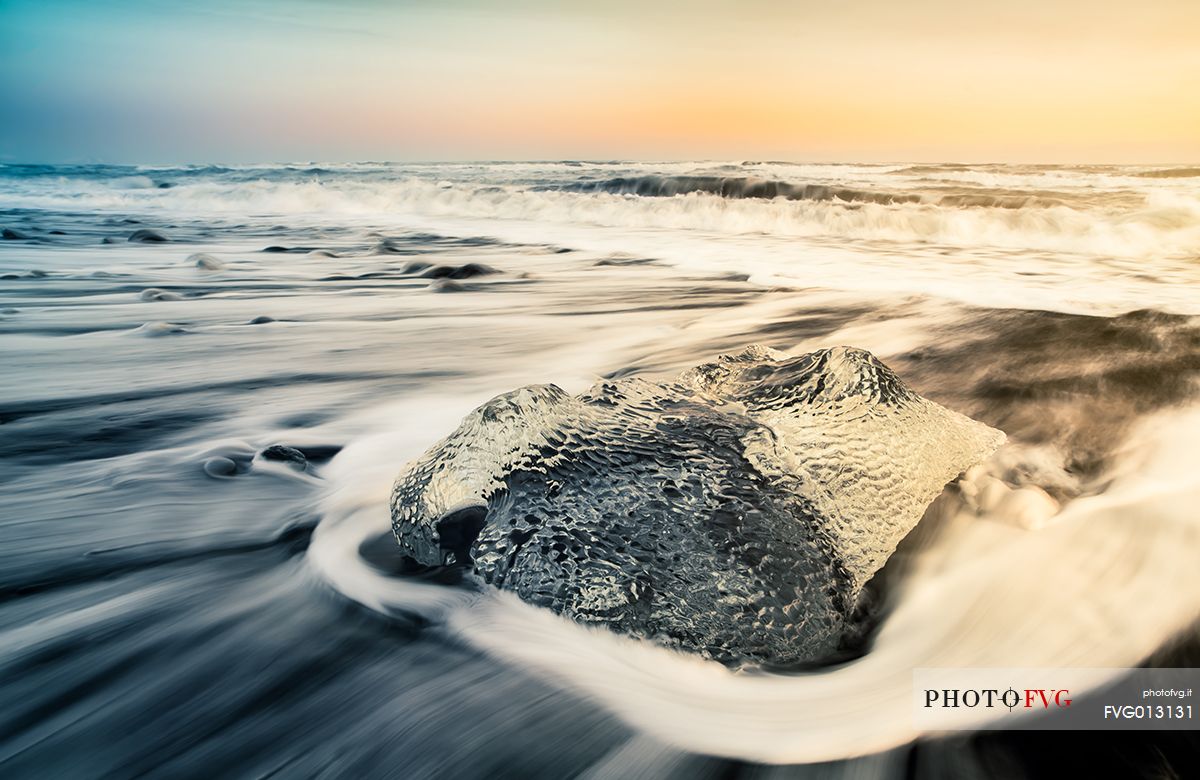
203;456;238;478
260;444;308;469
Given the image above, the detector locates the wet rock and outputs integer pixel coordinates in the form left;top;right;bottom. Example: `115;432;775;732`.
248;315;275;324
292;444;342;462
2;228;30;240
203;456;238;478
260;444;308;469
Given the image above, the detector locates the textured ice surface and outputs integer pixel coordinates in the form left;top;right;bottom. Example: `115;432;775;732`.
392;346;1004;665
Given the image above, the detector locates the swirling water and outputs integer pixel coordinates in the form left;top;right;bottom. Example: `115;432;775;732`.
1;161;1199;778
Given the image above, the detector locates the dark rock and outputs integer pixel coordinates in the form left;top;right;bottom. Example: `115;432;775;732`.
3;228;30;240
260;444;308;469
292;444;342;462
203;456;237;478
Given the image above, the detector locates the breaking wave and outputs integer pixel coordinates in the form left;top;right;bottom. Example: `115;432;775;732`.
549;174;1095;210
550;175;923;205
1134;167;1200;179
4;170;1197;262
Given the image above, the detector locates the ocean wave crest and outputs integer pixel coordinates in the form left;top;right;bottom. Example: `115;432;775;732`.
551;175;922;205
3;165;1199;266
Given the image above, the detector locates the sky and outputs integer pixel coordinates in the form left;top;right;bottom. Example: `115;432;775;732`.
2;0;1198;164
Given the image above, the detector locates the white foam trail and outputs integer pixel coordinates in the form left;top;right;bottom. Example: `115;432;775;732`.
307;397;490;619
307;496;478;619
441;405;1200;763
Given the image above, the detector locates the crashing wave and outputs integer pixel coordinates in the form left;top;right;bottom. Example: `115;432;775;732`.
390;346;1004;665
4;164;1199;263
1133;166;1200;179
548;175;1087;209
549;175;921;205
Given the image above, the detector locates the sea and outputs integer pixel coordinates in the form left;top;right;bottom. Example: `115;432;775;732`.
2;161;1198;778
